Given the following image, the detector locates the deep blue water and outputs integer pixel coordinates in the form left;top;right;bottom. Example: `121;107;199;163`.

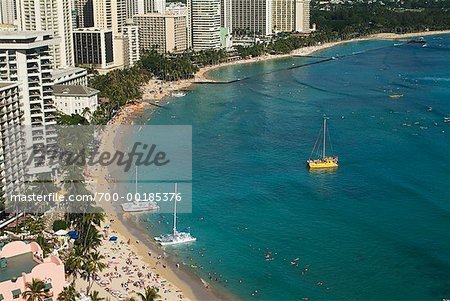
136;36;450;300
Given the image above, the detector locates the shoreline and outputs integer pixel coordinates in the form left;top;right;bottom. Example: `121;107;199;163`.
87;29;450;301
85;104;226;301
195;29;450;81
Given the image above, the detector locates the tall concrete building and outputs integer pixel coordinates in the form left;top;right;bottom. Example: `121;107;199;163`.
0;0;16;25
133;13;187;53
220;0;231;31
294;0;310;33
272;0;294;33
93;0;127;34
0;82;26;202
73;28;115;70
122;24;140;66
75;0;94;27
17;0;74;68
126;0;166;19
166;2;189;48
232;0;272;36
0;31;59;174
188;0;221;51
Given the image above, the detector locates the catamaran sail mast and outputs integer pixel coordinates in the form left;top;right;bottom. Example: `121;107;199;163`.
173;183;177;236
323;117;327;158
135;167;138;195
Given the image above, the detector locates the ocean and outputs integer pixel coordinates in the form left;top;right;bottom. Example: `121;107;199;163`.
133;36;450;300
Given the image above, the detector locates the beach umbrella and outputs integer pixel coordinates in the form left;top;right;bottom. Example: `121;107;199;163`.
68;230;79;239
54;229;68;236
109;236;118;241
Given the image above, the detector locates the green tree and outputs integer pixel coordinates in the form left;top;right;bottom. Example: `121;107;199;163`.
53;219;68;232
22;279;47;301
136;288;160;301
90;290;105;301
57;284;80;301
34;235;52;257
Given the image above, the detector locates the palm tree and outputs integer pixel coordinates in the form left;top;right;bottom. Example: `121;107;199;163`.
57;284;80;301
22;279;47;301
34;235;52;256
136;287;160;301
82;251;106;294
64;245;86;285
90;290;105;301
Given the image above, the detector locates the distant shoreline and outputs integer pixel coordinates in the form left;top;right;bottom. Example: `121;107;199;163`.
88;29;450;301
195;30;450;82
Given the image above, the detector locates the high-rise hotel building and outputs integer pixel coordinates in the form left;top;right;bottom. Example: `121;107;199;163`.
93;0;127;34
220;0;232;31
0;0;17;25
17;0;74;68
126;0;166;18
122;24;140;66
0;31;58;174
294;0;310;33
232;0;272;36
187;0;221;51
75;0;95;28
133;12;187;53
0;82;26;203
272;0;294;33
73;28;115;70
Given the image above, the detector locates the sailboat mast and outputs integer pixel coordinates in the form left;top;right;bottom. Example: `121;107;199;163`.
135;167;138;195
173;183;177;235
323;117;327;158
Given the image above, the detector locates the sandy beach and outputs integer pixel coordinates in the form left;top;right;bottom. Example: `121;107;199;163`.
85;29;450;301
83;103;225;301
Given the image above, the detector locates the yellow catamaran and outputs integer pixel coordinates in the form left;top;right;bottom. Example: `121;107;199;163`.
307;116;339;169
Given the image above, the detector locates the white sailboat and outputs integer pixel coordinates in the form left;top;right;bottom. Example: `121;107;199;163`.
154;183;196;246
121;167;159;212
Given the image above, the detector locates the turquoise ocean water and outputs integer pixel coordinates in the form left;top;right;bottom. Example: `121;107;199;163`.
134;36;450;300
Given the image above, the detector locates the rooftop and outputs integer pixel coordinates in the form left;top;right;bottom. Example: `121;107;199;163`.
0;252;39;283
52;85;99;97
73;27;113;33
51;67;87;78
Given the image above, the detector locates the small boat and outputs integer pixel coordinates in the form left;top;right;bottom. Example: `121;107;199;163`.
427;106;433;112
307;116;339;169
389;94;403;99
408;37;427;44
171;91;186;98
154;183;196;246
444;117;450;124
122;167;159;212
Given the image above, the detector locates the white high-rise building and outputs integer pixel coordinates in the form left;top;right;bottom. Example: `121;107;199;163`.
0;82;26;202
188;0;221;51
75;0;95;28
232;0;272;36
0;0;16;25
17;0;74;68
220;0;232;31
272;0;294;33
123;24;139;66
0;31;59;174
133;12;187;53
294;0;310;33
126;0;166;19
93;0;127;34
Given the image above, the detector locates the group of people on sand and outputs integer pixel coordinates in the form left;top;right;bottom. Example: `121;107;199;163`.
95;235;187;301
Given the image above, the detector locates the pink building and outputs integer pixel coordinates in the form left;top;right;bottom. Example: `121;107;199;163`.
0;241;65;301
